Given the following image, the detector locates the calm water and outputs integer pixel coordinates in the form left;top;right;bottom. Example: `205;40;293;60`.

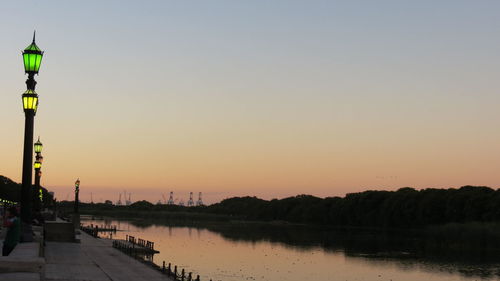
83;217;500;281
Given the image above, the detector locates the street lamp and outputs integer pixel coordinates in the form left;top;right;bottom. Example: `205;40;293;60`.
34;137;43;153
20;32;44;231
74;178;80;213
73;179;80;229
34;137;43;212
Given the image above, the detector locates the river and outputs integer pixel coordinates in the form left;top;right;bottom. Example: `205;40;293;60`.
82;217;500;281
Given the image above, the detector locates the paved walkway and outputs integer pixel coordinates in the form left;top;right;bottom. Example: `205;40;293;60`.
44;232;173;281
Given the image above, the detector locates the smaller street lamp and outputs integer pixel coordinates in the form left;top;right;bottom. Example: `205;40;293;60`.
34;137;43;212
73;178;80;229
34;137;43;153
74;178;80;213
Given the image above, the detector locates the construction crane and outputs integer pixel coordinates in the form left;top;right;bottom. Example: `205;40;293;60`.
187;192;194;207
196;192;204;206
128;193;131;205
167;192;175;205
124;190;131;206
117;193;122;206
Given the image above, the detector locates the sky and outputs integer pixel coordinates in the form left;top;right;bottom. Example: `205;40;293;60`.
1;1;500;204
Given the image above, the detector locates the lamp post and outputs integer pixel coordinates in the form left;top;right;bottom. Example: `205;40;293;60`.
74;179;80;213
20;32;43;231
73;179;80;228
34;137;43;212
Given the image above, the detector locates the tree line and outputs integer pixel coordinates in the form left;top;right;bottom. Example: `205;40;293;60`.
207;186;500;227
0;175;54;208
59;185;500;228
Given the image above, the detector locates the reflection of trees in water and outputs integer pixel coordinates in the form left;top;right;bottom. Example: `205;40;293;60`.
207;223;500;279
95;218;500;278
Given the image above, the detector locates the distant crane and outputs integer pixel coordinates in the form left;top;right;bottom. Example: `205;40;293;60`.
124;190;131;206
167;192;175;205
187;192;194;207
117;193;122;206
128;193;131;205
196;192;204;206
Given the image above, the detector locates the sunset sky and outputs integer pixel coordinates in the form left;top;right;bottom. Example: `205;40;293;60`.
1;1;500;204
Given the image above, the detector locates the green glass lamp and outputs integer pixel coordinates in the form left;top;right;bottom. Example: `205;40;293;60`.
23;32;44;74
34;137;43;153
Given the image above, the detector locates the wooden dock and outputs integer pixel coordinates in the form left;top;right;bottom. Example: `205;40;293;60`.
113;237;160;254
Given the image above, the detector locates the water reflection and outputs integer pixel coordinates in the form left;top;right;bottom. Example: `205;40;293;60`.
82;217;500;281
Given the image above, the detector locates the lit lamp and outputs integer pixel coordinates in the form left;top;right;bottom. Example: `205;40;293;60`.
23;34;43;74
34;137;43;153
20;32;44;230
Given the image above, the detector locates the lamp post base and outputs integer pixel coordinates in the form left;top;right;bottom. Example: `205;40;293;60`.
21;222;34;243
72;213;80;229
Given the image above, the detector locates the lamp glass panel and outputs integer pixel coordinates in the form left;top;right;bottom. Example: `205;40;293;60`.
22;52;42;73
23;95;38;110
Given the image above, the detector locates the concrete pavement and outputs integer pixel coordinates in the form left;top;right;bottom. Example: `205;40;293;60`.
44;232;173;281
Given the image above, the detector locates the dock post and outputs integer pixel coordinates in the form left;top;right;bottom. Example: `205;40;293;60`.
174;266;177;278
181;269;185;281
196;275;200;281
162;261;165;273
188;272;192;281
168;263;172;276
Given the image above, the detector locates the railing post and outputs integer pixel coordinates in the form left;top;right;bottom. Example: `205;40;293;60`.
174;266;177;278
196;275;200;281
181;269;185;281
188;272;192;281
168;263;172;276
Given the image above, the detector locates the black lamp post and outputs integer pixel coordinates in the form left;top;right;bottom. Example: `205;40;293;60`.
74;179;80;213
34;137;43;212
20;32;43;228
73;178;80;228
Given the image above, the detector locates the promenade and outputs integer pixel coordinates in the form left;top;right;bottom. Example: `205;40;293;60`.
0;230;173;281
44;231;172;281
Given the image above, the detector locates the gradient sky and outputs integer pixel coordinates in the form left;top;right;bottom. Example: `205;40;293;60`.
1;1;500;204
